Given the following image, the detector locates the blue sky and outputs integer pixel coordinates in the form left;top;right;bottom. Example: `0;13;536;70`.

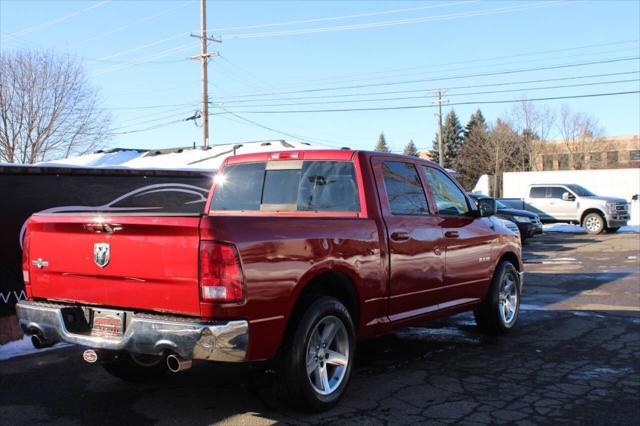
1;0;639;153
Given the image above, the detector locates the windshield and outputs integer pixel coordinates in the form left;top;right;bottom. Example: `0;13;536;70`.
566;184;596;197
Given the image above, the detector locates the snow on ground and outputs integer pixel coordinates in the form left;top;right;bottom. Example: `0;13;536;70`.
0;335;71;361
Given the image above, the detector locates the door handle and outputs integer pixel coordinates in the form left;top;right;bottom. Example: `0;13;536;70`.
445;231;459;238
390;231;410;242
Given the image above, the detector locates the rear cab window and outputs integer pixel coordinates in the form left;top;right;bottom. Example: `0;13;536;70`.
210;160;361;213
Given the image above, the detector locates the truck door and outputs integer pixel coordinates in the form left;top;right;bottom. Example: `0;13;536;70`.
527;186;554;220
546;186;577;220
421;166;496;304
371;158;445;322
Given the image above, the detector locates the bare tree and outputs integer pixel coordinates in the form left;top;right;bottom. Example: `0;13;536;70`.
0;50;111;164
558;104;607;170
508;99;555;171
455;118;521;196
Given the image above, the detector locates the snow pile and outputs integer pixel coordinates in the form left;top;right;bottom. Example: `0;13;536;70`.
32;140;325;172
37;150;143;168
0;335;70;361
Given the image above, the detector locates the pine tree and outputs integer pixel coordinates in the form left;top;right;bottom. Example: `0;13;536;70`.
464;109;487;139
431;110;463;168
455;109;489;190
403;139;419;157
375;132;390;152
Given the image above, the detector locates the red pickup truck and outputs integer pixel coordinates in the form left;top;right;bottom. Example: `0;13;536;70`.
17;149;523;411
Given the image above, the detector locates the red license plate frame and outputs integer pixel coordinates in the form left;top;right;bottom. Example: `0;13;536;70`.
91;309;125;337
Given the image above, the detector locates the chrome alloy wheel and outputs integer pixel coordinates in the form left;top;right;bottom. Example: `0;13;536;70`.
498;272;518;326
585;215;602;233
305;315;349;396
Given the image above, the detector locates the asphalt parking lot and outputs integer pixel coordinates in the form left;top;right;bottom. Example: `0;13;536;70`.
1;232;638;425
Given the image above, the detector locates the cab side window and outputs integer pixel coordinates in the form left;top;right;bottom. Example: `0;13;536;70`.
422;166;469;216
381;161;429;216
529;187;546;198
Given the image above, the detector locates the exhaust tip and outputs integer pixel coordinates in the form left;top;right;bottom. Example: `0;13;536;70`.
166;354;192;373
31;334;55;349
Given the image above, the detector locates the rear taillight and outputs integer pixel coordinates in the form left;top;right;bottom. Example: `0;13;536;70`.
22;231;31;284
199;241;244;302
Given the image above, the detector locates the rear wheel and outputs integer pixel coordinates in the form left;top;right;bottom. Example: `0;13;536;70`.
475;261;521;335
100;351;166;382
278;296;355;412
583;212;605;234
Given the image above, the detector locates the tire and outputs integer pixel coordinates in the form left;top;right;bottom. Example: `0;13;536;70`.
474;261;521;335
583;212;605;235
278;296;356;412
100;351;166;382
605;227;620;233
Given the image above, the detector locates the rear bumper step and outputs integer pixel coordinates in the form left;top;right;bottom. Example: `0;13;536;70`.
16;300;248;362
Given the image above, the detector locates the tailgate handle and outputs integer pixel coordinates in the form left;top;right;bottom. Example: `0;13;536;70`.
84;223;121;233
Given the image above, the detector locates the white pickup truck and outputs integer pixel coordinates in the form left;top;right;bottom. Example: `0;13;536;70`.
500;184;630;235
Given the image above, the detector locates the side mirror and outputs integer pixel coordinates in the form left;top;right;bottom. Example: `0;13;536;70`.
477;197;497;217
562;192;574;201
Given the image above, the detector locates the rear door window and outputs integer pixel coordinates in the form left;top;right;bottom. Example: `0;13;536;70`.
529;187;546;198
381;161;429;216
211;160;360;213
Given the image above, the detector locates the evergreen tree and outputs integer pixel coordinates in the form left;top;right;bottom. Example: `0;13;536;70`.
464;109;487;139
375;132;390;152
403;139;419;157
455;109;489;190
431;110;463;168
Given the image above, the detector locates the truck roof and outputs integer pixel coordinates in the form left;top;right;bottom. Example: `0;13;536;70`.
224;149;441;167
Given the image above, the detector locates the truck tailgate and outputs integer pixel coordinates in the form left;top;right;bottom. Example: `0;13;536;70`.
27;215;202;316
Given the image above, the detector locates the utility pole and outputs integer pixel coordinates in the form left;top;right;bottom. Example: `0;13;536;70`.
191;0;221;147
432;89;448;167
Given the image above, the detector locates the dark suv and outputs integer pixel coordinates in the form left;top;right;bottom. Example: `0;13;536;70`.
469;193;543;241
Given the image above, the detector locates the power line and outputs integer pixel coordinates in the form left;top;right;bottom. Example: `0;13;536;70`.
215;71;640;104
222;1;570;40
69;1;194;47
210;90;640;114
211;56;640;99
4;1;111;41
277;46;638;90
214;78;640;108
90;42;199;76
276;39;639;88
203;1;479;33
216;106;331;146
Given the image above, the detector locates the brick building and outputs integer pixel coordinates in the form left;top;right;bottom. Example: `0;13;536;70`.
534;134;639;171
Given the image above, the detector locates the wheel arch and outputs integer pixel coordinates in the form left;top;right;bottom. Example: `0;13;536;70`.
580;208;606;226
283;270;361;346
497;251;521;272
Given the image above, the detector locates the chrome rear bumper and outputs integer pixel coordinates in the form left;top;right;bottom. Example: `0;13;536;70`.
16;300;248;362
